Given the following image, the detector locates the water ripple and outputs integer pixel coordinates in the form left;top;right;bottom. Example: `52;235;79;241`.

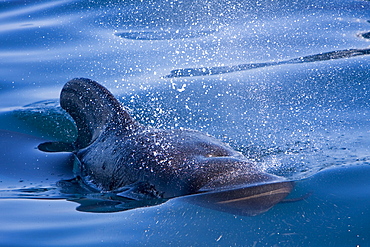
115;29;216;40
164;48;370;78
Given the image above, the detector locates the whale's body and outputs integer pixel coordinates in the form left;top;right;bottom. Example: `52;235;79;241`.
40;78;293;215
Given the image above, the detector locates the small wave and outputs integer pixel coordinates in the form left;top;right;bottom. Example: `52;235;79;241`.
361;31;370;39
0;187;62;199
11;100;77;142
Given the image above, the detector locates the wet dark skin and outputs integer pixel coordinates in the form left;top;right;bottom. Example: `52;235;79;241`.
39;78;293;216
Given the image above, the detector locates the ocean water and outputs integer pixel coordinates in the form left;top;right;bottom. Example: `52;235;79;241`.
0;0;370;246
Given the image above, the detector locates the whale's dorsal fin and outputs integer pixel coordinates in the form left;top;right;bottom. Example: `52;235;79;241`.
60;78;138;149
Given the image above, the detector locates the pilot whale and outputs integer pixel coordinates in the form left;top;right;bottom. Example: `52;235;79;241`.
39;78;293;215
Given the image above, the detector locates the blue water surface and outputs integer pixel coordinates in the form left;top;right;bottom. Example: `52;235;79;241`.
0;0;370;246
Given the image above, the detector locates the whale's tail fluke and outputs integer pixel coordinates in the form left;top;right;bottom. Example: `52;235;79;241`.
39;78;139;152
